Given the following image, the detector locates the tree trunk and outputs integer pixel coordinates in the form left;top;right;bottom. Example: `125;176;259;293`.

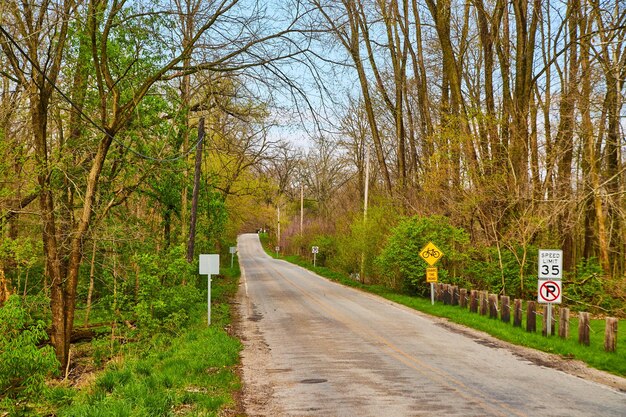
555;0;579;272
579;10;610;274
84;239;97;325
0;266;10;304
187;117;205;263
509;0;540;197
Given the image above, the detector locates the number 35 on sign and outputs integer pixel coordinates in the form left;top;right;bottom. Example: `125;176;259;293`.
538;249;563;279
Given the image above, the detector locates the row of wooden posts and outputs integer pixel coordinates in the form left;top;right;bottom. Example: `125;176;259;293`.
433;283;619;352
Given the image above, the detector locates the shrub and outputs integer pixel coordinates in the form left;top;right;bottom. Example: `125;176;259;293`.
309;235;337;267
375;215;470;295
463;244;538;298
129;249;202;337
133;281;202;337
332;205;399;281
0;295;59;413
565;257;624;314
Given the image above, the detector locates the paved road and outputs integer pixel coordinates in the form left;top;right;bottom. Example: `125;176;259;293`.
236;233;626;416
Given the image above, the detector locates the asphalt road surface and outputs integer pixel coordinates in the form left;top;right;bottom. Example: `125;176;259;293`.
236;233;626;417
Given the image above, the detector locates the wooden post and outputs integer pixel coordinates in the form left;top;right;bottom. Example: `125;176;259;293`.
489;294;498;319
469;290;478;313
513;299;522;327
558;308;569;339
479;291;488;316
526;301;536;332
605;317;618;352
501;296;510;324
452;286;459;306
436;284;443;302
443;284;450;305
459;288;467;309
578;312;590;346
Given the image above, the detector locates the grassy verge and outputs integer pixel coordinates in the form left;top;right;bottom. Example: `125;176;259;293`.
48;263;243;417
264;241;626;378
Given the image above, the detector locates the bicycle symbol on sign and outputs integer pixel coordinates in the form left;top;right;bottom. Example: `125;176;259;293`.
422;248;441;259
420;242;444;266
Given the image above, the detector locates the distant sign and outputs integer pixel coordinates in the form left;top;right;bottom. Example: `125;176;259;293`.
229;246;236;254
426;267;438;283
312;246;319;254
419;242;444;266
538;280;562;304
538;249;562;279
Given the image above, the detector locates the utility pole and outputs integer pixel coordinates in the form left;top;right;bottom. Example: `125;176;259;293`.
360;146;370;283
277;203;281;251
364;146;370;221
187;117;204;263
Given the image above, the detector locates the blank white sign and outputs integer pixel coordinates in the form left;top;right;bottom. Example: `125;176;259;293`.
199;254;220;275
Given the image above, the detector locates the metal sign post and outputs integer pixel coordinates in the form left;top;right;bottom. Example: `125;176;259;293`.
199;254;220;326
312;246;319;267
431;283;434;305
426;267;438;305
229;246;236;269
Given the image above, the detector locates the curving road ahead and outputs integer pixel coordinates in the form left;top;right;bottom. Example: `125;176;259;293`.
236;233;626;416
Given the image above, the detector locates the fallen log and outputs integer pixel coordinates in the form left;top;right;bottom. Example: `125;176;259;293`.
44;322;111;345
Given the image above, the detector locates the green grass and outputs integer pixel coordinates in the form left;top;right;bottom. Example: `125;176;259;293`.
52;263;243;417
269;247;626;378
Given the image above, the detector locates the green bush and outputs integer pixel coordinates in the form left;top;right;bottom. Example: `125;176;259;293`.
332;205;399;281
0;295;59;413
310;235;337;267
463;244;538;298
375;215;469;294
133;278;202;337
565;257;623;313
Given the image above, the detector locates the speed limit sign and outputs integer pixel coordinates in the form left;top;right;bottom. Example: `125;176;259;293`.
538;249;562;279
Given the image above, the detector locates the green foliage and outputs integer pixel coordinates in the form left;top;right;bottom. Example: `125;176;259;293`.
0;237;44;295
309;234;337;267
463;244;538;298
375;215;469;294
565;258;622;313
127;247;202;338
57;262;242;417
0;295;59;413
63;327;239;416
199;190;229;251
331;205;399;280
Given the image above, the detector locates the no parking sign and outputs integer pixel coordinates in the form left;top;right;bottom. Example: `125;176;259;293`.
538;280;562;304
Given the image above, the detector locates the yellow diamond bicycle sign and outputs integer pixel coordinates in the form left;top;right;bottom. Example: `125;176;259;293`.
419;242;444;266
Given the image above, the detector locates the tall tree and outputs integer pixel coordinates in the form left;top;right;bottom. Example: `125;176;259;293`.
1;0;308;369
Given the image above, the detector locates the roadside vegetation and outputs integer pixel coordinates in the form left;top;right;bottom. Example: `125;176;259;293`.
1;255;242;416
